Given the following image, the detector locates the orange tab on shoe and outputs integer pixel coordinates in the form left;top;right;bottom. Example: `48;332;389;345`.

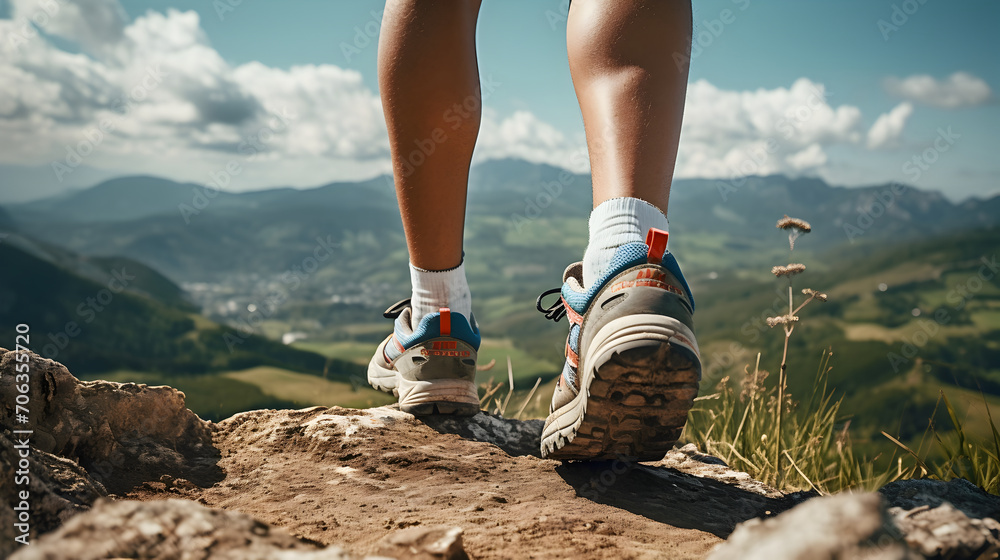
645;228;669;262
439;307;451;337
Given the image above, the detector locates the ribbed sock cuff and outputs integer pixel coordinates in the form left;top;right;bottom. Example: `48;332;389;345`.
408;260;473;326
582;197;668;287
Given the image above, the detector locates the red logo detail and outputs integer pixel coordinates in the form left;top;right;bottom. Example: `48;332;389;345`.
636;269;667;282
420;340;469;357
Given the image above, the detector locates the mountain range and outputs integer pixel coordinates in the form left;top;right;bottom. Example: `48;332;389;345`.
6;160;998;284
1;159;998;444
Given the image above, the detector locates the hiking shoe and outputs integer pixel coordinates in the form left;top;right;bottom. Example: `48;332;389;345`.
368;299;481;416
536;228;701;460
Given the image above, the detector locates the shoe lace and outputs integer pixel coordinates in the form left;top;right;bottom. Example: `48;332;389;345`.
535;288;566;323
383;298;411;319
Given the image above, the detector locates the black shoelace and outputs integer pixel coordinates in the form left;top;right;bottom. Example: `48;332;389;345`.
382;298;411;319
535;288;566;323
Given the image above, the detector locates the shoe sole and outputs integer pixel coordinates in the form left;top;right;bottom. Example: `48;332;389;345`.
541;315;701;461
368;336;480;417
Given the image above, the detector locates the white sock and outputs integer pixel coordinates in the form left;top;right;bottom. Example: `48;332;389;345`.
582;197;669;288
408;260;473;327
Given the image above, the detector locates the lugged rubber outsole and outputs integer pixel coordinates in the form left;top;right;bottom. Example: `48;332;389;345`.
541;342;700;461
396;377;480;417
367;337;480;417
541;316;701;461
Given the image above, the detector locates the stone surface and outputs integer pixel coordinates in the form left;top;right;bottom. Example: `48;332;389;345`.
376;525;469;560
711;488;1000;560
6;349;1000;560
9;498;357;560
0;431;108;559
890;503;1000;559
881;478;1000;520
172;405;811;558
707;493;915;560
0;347;222;494
420;411;545;457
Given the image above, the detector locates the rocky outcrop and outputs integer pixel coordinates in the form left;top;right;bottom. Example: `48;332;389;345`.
708;493;915;559
0;431;107;559
375;525;469;560
881;478;1000;520
183;405;781;558
709;489;1000;559
9;498;356;560
0;348;221;495
892;502;1000;559
3;349;1000;559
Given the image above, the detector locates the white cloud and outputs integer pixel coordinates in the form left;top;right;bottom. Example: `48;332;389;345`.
866;102;914;150
675;78;863;179
0;1;590;189
884;72;992;109
11;0;127;53
0;3;394;188
474;109;587;172
785;143;827;170
0;0;956;192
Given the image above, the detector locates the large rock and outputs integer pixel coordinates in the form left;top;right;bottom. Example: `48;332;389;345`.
707;493;914;559
9;498;357;560
169;405;804;558
421;411;545;457
11;348;1000;559
891;502;1000;559
0;348;222;494
710;489;1000;560
881;478;1000;520
1;350;786;558
375;525;469;560
0;431;108;559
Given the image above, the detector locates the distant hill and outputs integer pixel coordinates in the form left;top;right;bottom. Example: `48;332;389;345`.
0;233;195;311
10;161;998;284
0;236;362;379
5;160;999;455
12;176;210;223
0;206;15;232
692;226;1000;446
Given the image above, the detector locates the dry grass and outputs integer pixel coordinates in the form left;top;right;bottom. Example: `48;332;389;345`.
479;356;544;420
685;213;999;495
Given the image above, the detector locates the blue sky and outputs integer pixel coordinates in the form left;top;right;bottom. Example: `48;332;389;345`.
0;0;997;201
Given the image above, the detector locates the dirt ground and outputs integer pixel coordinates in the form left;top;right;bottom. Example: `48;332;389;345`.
127;406;800;559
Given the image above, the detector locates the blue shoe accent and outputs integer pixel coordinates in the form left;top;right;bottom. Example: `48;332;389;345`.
384;310;481;363
560;242;695;315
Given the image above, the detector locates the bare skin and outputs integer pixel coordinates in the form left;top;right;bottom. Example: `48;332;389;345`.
378;0;691;268
378;0;483;271
568;0;692;214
